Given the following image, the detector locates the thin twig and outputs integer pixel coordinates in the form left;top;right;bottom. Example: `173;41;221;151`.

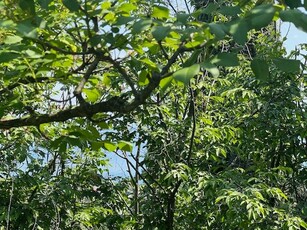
158;41;170;60
6;177;14;230
184;0;191;14
30;38;94;55
109;179;134;215
114;150;165;207
166;0;177;13
187;86;196;164
106;57;138;96
129;151;166;192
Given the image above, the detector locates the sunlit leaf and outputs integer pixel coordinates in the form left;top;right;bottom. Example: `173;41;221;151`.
118;3;137;13
104;141;117;152
118;141;133;152
159;76;173;94
3;35;22;44
152;5;169;19
83;88;101;102
101;1;111;10
138;70;150;86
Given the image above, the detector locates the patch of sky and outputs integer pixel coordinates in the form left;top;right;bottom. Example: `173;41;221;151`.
280;7;307;57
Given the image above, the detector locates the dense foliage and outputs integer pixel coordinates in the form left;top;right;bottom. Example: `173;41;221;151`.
0;0;307;229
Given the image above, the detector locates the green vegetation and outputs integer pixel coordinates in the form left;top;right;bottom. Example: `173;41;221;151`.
0;0;306;229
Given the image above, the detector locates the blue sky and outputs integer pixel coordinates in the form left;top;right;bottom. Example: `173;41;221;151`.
281;22;307;53
280;7;307;53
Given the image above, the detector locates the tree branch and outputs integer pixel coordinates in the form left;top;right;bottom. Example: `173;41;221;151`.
74;56;101;96
0;39;193;129
0;76;50;97
0;74;160;129
30;38;94;55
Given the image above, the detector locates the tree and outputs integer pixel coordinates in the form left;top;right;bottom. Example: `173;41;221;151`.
0;0;306;229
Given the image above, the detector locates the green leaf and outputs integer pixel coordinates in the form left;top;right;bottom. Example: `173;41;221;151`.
227;19;248;45
102;75;111;86
176;13;189;24
152;5;169;19
248;4;276;30
183;50;202;67
91;141;104;151
24;49;42;58
132;19;152;34
114;34;128;47
305;0;307;10
200;3;218;14
118;3;137;13
118;141;133;152
280;9;307;33
209;23;226;40
19;0;35;16
0;20;16;29
139;58;158;70
97;121;109;129
200;62;220;77
285;0;302;9
251;59;269;81
104;141;117;152
59;141;67;153
83;88;101;102
62;0;80;12
218;5;241;16
101;1;111;10
138;70;149;86
210;53;239;67
3;35;23;44
89;35;104;47
215;196;225;204
0;52;19;63
152;26;171;41
38;0;53;9
16;20;37;38
273;58;300;73
116;16;135;25
104;12;116;22
300;220;307;229
159;76;173;95
173;64;200;84
111;27;120;33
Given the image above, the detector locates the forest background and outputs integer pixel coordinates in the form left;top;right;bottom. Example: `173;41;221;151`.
0;0;307;229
